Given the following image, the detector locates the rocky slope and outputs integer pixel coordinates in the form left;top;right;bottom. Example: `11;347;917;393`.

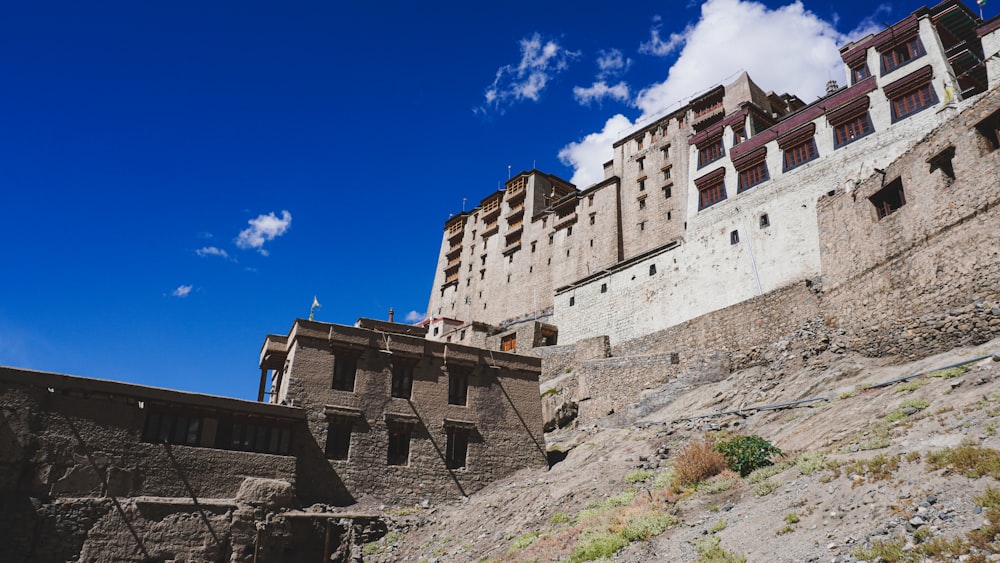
362;338;1000;562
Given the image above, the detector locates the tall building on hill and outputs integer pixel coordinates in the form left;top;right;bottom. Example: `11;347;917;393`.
425;0;994;352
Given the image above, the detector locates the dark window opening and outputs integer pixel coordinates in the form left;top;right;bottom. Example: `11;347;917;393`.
638;179;646;191
870;178;906;219
667;211;672;220
446;427;469;470
391;364;414;399
600;283;607;293
501;333;516;352
387;423;410;466
927;146;956;179
733;127;747;145
698;138;725;168
698;180;727;210
881;37;925;74
663;186;672;199
637;157;645;170
851;63;871;84
891;82;938;122
638;198;646;210
649;264;657;276
326;418;352;460
332;356;358;392
448;372;468;406
737;162;769;192
975;110;1000;151
783;139;818;171
589;214;596;225
760;213;770;228
639;221;645;232
569;296;575;306
834;113;874;148
730;230;740;245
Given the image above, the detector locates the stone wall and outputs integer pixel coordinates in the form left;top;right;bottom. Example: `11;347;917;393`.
273;320;548;507
819;88;1000;359
0;367;321;562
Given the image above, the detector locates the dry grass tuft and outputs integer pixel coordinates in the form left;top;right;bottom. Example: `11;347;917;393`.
673;439;728;487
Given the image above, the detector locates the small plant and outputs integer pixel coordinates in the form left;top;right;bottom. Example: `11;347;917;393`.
930;365;967;378
754;479;780;496
850;536;905;561
776;525;794;535
624;469;654;484
715;435;784;477
926;444;1000;479
896;380;925;392
508;531;541;552
673;439;728;486
698;475;737;494
968;486;1000;551
540;387;560;398
913;526;933;543
747;460;792;483
784;513;800;524
844;454;900;482
905;451;922;463
549;511;570;524
652;469;674;491
901;398;930;410
838;389;858;400
794;452;825;475
708;519;727;533
695;535;746;563
569;532;628;562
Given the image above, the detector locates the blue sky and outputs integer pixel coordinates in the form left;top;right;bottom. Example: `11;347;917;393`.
0;0;958;399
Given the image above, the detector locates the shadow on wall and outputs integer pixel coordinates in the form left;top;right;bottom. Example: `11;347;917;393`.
294;424;356;506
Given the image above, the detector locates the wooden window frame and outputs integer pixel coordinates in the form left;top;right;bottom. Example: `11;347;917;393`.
448;371;469;406
391;363;414;399
332;355;358;392
870;178;906;220
737;162;769;192
891;82;938;122
782;139;818;171
697;138;725;168
325;417;353;460
834;113;874;148
446;427;469;470
387;423;411;466
881;37;925;75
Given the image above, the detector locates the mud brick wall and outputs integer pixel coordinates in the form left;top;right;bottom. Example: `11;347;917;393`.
819;89;1000;360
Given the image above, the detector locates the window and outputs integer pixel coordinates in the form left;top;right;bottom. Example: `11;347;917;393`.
783;139;818;171
638;197;646;210
391;363;414;399
667;211;672;220
662;166;672;180
637;157;645;170
649;264;656;276
697;138;725;168
501;333;516;352
531;241;536;252
566;226;572;236
639;221;645;231
891;82;938;122
569;296;575;306
759;213;770;228
589;214;596;225
636;138;644;150
663;186;672;199
387;423;410;466
638;178;646;191
448;371;468;406
730;230;740;245
433;327;439;336
870;178;906;219
695;168;727;210
326;418;353;460
332;355;357;391
834;113;874;148
738;161;769;192
662;145;670;159
446;427;469;469
142;411;201;446
975;110;1000;151
600;283;607;293
850;63;871;85
881;36;925;74
732;127;747;145
548;234;553;244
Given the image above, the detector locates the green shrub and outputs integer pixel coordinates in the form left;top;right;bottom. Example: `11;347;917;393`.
715;435;784;477
794;452;825;475
549;511;570;524
508;531;541;551
569;531;629;562
695;535;746;563
624;469;654;484
708;519;727;533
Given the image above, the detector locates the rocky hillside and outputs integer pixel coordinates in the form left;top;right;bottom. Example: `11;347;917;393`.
361;337;1000;562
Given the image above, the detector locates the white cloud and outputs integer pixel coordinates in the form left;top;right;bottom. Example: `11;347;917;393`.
172;285;192;298
196;246;229;259
639;16;690;57
573;81;631;106
405;310;426;323
634;0;875;116
478;33;579;113
596;49;630;80
557;114;633;187
559;0;887;184
235;210;292;255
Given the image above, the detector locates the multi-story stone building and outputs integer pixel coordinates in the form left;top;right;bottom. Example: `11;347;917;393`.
426;0;994;350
